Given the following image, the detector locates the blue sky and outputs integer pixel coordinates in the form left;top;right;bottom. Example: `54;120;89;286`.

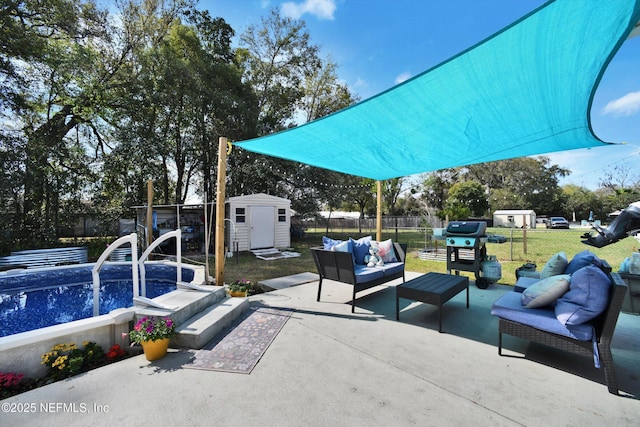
200;0;640;190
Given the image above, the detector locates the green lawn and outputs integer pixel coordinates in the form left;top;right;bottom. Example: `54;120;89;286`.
205;228;639;289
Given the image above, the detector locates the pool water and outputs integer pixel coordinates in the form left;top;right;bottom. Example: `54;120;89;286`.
0;264;193;337
0;280;176;337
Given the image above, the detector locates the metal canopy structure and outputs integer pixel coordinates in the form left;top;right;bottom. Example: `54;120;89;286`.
236;0;640;180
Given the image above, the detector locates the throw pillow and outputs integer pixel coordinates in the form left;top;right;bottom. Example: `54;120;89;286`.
322;236;342;250
555;265;611;325
539;252;568;279
564;250;602;275
370;239;397;263
350;236;372;265
521;274;570;308
332;240;352;253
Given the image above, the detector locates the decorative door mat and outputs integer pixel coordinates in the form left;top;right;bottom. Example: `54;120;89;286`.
185;305;294;374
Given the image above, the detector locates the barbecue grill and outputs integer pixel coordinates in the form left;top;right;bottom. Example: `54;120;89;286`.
444;221;489;288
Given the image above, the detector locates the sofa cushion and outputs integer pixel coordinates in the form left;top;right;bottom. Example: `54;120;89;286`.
322;236;342;250
370;239;398;263
380;262;404;276
565;250;602;275
350;236;372;265
491;291;594;341
540;252;568;279
353;264;384;284
521;274;570;308
555;265;611;325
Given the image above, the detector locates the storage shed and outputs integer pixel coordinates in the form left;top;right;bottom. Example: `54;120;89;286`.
493;210;537;228
227;193;291;251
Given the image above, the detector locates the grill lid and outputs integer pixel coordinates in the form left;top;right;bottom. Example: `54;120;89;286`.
445;221;487;237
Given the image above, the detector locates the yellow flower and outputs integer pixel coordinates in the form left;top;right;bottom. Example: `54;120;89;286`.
52;355;68;368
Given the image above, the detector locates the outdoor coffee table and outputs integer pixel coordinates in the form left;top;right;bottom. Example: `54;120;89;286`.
396;272;469;332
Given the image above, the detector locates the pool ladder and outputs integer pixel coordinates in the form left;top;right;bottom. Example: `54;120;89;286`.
91;230;186;316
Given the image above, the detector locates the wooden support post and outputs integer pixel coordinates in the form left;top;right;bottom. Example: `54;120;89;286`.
146;179;153;248
376;180;382;242
215;137;227;286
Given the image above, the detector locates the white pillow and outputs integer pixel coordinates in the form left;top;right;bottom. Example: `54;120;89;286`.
332;240;351;253
521;274;570;308
370;239;397;263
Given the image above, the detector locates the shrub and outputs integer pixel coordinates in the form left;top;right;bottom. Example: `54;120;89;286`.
41;341;105;380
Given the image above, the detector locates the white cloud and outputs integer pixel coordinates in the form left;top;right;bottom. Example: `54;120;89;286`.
352;77;367;89
602;91;640;116
281;0;336;20
395;72;411;84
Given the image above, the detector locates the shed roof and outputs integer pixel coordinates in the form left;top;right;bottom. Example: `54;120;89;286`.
493;210;536;215
227;193;291;204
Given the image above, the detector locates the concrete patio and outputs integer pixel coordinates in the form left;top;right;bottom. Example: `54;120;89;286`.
3;271;640;426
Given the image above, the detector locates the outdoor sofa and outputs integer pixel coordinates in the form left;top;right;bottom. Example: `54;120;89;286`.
491;250;627;394
311;237;407;313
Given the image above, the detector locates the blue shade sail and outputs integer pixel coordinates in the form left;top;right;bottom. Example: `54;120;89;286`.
236;0;640;180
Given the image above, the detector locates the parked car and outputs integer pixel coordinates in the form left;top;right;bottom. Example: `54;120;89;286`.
546;216;570;229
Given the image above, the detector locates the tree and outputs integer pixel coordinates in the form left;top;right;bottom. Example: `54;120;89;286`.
300;56;357;122
488;188;525;212
94;0;202;220
419;169;459;216
465;157;569;215
382;178;405;215
599;163;640;191
562;184;603;222
238;8;320;135
11;0;112;245
342;177;376;234
442;181;488;220
227;8;322;199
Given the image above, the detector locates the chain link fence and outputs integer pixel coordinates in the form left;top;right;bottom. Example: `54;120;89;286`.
303;216;638;281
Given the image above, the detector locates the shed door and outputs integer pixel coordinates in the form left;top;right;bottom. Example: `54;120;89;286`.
250;206;275;249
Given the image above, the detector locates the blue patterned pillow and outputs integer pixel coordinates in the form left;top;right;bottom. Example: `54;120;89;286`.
350;236;372;265
322;236;342;250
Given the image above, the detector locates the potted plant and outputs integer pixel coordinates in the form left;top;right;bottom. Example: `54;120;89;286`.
129;316;176;361
228;279;253;297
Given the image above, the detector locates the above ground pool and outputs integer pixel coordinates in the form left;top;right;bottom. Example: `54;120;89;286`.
0;264;194;337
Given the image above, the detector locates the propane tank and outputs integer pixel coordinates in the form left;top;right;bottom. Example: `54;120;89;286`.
629;252;640;275
481;255;502;283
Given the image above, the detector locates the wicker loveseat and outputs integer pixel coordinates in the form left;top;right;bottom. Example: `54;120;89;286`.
311;238;407;313
491;251;627;394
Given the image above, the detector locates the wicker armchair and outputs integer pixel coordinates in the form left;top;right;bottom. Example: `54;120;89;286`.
493;270;627;395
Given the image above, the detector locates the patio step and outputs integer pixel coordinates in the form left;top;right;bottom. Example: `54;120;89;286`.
136;285;228;327
171;296;249;349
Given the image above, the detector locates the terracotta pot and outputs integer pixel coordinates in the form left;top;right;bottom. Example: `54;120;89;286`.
141;338;170;361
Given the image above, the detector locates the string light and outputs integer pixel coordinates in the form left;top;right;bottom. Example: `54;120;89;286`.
232;156;375;190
